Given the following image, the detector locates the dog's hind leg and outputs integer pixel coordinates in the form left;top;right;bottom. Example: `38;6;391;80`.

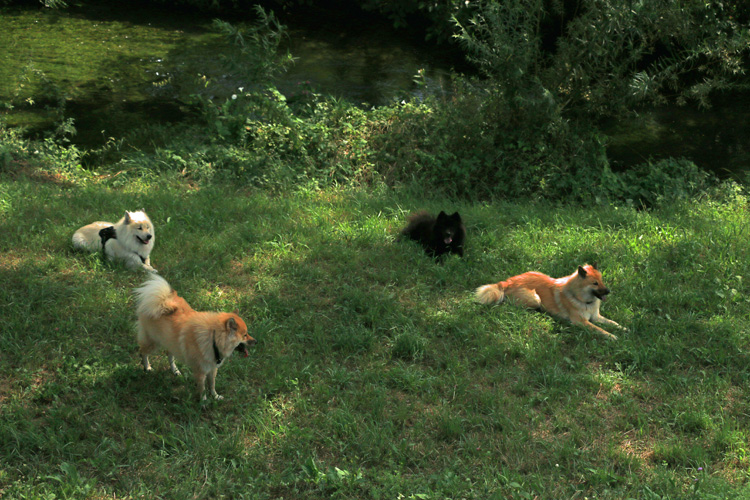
506;287;542;310
137;326;156;371
194;370;208;401
141;354;152;371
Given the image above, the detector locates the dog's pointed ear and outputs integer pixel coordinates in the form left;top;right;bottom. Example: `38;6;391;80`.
437;211;447;220
592;262;598;270
124;211;132;224
226;316;238;333
578;266;587;278
450;211;461;220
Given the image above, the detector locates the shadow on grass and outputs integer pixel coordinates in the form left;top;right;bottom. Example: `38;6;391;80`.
3;174;750;497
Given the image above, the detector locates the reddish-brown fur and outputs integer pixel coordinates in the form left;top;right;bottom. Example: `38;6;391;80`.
136;275;255;400
476;264;626;340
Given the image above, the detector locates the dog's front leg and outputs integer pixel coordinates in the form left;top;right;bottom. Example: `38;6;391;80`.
142;256;157;273
577;318;618;340
130;253;156;273
207;367;223;400
105;240;142;270
594;314;628;332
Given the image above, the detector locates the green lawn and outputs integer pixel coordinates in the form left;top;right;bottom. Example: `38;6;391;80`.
1;167;750;499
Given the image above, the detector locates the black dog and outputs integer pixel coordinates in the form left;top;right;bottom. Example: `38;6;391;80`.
400;210;465;259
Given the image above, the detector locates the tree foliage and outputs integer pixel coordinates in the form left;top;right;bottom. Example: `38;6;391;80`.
456;0;750;119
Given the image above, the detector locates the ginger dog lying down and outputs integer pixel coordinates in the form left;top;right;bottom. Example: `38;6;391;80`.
475;263;627;340
135;275;256;400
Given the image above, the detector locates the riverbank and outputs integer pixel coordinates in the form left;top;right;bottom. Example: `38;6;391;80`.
0;2;457;147
2;2;749;182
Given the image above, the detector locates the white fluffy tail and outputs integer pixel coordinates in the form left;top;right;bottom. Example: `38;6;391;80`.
475;283;505;305
135;274;174;319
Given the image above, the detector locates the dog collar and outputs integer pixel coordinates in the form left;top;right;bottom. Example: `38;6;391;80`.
212;336;223;365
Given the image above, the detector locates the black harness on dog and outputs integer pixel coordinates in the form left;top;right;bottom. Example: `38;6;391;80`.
98;225;146;264
99;226;117;250
212;332;223;365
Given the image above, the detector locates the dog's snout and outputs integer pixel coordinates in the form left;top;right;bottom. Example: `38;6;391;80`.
602;287;610;295
144;234;152;241
247;337;257;346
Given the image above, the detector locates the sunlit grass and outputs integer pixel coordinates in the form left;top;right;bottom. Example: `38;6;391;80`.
1;170;750;499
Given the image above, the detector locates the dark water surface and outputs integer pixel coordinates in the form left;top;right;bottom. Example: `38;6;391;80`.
1;4;748;178
0;4;220;145
0;4;455;147
278;6;461;106
603;92;750;179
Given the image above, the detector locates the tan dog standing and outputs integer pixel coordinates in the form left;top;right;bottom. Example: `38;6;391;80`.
475;263;626;340
135;275;256;401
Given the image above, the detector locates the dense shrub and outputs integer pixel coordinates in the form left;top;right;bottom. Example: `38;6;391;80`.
603;158;715;207
456;1;750;117
86;79;720;206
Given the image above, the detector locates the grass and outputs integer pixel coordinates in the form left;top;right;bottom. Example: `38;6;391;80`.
1;166;750;499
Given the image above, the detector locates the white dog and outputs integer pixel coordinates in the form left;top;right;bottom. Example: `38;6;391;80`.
72;210;156;272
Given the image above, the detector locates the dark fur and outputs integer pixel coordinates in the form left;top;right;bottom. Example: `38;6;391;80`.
400;210;465;259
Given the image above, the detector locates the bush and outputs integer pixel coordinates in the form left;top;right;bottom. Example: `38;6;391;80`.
456;1;750;118
88;80;722;204
605;158;715;207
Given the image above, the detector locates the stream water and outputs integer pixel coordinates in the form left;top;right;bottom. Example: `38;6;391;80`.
1;4;747;178
0;4;457;145
603;92;750;179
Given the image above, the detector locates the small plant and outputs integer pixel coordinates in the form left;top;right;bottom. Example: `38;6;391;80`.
212;6;294;84
392;331;427;361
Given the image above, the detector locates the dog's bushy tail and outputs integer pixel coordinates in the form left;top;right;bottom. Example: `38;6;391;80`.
475;282;505;305
135;275;175;319
400;210;433;238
